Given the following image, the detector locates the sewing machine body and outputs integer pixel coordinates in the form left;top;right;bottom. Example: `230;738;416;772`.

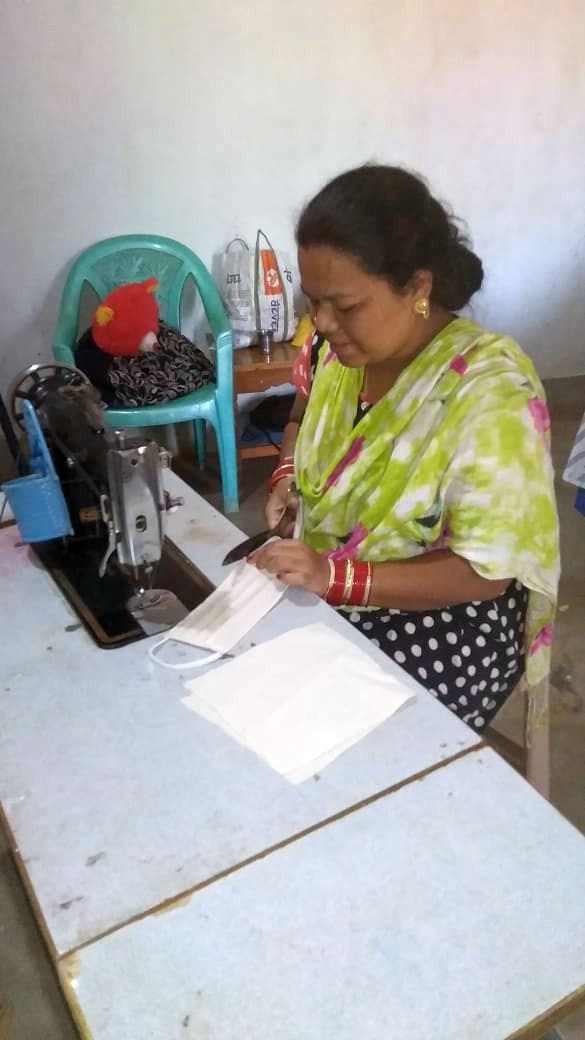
2;363;211;646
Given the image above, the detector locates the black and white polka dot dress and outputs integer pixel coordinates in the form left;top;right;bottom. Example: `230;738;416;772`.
345;581;528;730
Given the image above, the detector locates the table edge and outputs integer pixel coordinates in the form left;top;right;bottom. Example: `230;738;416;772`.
505;981;585;1040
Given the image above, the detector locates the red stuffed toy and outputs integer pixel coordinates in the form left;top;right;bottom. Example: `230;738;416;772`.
91;277;159;356
75;275;214;409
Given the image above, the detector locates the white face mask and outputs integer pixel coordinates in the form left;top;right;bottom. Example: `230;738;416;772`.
149;560;286;670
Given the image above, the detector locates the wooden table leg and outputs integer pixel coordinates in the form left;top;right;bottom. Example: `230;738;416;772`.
0;996;14;1040
525;677;550;799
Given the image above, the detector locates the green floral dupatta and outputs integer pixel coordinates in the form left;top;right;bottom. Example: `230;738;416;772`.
295;318;559;687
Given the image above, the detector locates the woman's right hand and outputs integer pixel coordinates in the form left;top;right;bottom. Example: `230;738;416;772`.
265;478;298;534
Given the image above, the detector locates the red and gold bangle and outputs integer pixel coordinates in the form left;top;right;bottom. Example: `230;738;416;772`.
324;558;336;598
324;558;347;606
266;456;295;494
362;561;373;607
345;561;367;606
267;462;294;489
343;559;355;604
324;559;373;608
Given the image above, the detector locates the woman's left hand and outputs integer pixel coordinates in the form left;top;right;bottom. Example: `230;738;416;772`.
250;539;330;597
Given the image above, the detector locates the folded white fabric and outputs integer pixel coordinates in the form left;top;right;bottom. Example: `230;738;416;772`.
149;561;286;669
182;622;415;782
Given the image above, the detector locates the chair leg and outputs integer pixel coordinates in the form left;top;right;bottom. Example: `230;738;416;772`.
194;419;207;469
525;677;550;799
214;397;239;513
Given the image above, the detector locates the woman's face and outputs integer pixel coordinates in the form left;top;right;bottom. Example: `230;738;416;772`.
299;244;431;367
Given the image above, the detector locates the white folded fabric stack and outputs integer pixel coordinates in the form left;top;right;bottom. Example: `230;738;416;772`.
182;623;415;783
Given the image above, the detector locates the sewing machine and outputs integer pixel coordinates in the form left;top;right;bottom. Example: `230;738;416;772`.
2;362;212;647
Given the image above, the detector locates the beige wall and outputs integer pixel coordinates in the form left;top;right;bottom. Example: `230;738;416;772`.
1;0;584;391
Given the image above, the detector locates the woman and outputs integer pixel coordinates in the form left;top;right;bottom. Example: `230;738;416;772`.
252;165;559;731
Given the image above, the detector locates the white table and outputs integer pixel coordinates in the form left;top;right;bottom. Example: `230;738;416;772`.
1;473;584;1038
63;749;585;1040
0;474;479;957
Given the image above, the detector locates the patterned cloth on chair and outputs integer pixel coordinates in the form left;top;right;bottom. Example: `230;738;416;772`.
75;320;214;408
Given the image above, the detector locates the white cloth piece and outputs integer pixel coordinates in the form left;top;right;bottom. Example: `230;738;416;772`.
149;561;286;669
182;623;415;782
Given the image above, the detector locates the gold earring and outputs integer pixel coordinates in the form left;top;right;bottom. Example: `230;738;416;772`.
414;298;430;320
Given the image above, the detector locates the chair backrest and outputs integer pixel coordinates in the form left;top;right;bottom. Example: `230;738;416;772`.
53;234;222;363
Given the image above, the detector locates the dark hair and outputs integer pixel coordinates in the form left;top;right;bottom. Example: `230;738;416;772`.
296;165;483;311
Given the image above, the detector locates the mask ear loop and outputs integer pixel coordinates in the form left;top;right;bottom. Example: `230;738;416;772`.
148;636;223;670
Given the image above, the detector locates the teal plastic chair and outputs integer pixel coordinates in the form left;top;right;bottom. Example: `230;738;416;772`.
52;234;238;512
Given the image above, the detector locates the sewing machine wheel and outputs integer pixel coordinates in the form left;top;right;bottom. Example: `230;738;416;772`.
8;362;91;428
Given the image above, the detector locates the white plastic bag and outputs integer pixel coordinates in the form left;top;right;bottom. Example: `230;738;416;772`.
221;230;298;347
221;237;255;348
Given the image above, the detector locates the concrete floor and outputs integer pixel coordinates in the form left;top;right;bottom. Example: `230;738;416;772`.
1;378;585;1038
